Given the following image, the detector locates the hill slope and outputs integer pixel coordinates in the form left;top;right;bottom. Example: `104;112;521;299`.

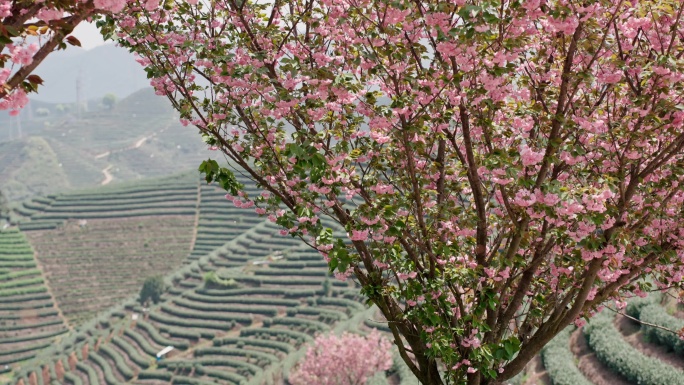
0;229;69;370
24;44;147;104
0;88;213;202
0;137;71;201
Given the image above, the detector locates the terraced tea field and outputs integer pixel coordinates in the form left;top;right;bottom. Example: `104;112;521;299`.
14;172;200;231
10;170;311;328
187;183;272;263
27;216;196;326
10;173;205;326
10;168;684;385
0;229;68;373
7;221;417;385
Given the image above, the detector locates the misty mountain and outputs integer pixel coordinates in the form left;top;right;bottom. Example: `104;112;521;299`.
29;44;148;104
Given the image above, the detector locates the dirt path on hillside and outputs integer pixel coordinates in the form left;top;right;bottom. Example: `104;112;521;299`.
571;327;630;385
93;120;174;160
521;355;550;385
94;151;111;159
101;165;113;186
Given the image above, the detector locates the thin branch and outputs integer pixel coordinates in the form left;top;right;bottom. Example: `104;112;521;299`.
605;306;681;336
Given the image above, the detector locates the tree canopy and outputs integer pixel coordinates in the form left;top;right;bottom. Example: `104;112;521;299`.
289;329;393;385
109;1;684;383
139;274;164;306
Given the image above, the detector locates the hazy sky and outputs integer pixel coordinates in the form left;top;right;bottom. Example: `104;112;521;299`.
72;22;108;50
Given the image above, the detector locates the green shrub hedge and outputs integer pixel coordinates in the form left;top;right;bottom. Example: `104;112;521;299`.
315;297;365;311
213;336;293;353
0;268;41;281
76;362;99;385
194;365;248;384
193;347;279;364
136;320;189;349
0;318;63;332
170;375;218;385
98;344;135;380
0;259;37;268
639;303;684;354
157;326;201;341
583;311;684;385
0;285;47;297
625;293;662;319
110;336;151;369
0;292;50;304
293;307;348;322
183;291;299;307
160;304;253;324
273;316;329;333
173;297;278;317
0;328;67;344
137;371;173;381
540;327;591;385
148;311;235;332
0;341;50;356
63;372;83;385
254;269;327;277
194;287;289;297
0;351;34;365
17;221;61;231
161;358;261;375
88;352;121;385
239;327;312;343
0;309;57;319
124;329;160;357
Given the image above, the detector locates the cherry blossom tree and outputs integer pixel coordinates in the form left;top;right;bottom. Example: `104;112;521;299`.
0;0;149;115
108;0;684;384
288;329;393;385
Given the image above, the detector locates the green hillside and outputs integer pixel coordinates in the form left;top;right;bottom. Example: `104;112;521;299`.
8;170;342;329
0;88;212;203
0;137;71;201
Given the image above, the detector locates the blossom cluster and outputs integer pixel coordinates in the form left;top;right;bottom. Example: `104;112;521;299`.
0;0;157;115
111;0;684;383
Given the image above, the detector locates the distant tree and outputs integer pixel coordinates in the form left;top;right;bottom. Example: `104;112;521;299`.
35;108;50;117
138;275;164;306
289;329;393;385
102;93;117;110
